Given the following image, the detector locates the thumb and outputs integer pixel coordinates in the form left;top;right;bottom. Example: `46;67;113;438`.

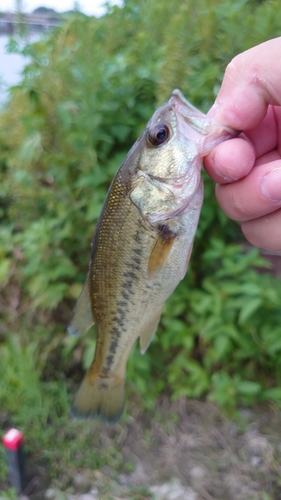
211;37;281;130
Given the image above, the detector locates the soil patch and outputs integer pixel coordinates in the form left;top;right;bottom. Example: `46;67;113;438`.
16;399;281;500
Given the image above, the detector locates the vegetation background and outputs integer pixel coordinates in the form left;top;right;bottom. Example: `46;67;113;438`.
1;0;281;497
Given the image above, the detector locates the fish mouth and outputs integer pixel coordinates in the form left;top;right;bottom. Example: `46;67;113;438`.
170;89;237;137
169;89;210;135
170;89;201;114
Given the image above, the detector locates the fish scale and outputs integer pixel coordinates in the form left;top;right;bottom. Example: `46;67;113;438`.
68;89;237;422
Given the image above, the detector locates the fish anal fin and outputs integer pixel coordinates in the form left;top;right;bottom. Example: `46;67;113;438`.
148;226;176;278
67;276;95;337
139;308;163;354
71;371;125;423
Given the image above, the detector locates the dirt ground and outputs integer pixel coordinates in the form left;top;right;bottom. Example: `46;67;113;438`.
1;389;281;500
27;398;281;500
109;399;281;500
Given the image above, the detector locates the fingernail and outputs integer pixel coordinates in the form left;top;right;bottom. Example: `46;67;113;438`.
261;167;281;202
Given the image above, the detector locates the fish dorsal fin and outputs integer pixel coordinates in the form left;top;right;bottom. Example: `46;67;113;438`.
139;308;163;354
148;225;176;278
67;275;95;337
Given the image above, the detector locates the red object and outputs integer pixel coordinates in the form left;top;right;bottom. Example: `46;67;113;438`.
2;429;24;451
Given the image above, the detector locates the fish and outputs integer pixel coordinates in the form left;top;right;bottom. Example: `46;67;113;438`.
68;89;236;423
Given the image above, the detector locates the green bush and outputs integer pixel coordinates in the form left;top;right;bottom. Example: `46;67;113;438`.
1;0;281;413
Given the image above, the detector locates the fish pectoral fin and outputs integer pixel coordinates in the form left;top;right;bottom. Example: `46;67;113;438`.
67;275;95;337
148;226;176;278
139;308;163;354
71;371;125;423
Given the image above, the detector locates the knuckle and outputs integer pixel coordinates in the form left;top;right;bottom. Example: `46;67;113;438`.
217;184;251;222
228;187;251;220
242;217;281;252
224;54;245;84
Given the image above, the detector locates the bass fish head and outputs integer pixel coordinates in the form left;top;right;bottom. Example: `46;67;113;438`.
135;90;201;183
137;89;236;183
126;89;236;224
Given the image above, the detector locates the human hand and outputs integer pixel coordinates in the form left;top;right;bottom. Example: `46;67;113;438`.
204;37;281;251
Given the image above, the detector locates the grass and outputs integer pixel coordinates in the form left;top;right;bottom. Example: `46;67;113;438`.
1;317;281;499
0;489;18;500
0;326;123;493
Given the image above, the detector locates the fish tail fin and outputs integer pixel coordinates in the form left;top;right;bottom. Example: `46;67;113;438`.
71;371;125;424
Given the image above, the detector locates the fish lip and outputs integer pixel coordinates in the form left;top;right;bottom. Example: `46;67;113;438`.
170;89;200;113
170;89;238;137
169;89;204;120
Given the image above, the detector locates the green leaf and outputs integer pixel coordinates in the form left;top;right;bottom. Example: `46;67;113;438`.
238;298;262;325
213;336;232;361
17;132;42;163
0;258;11;284
263;387;281;402
236;381;261;396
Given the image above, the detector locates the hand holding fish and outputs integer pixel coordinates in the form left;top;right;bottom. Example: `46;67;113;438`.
204;37;281;251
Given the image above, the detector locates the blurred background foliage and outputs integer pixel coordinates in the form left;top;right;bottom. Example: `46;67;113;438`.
1;0;281;436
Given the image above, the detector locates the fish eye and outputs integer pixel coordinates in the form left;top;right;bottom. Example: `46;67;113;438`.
147;123;170;147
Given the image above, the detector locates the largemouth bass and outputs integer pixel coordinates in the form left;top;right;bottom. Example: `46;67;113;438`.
68;89;236;423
